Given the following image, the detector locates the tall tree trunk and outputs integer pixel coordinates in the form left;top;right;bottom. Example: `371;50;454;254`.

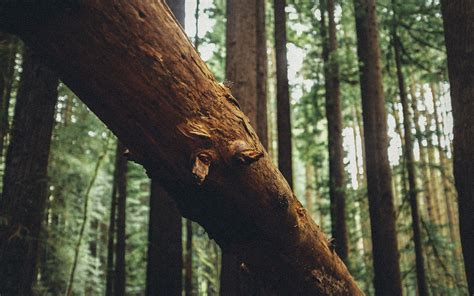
274;0;293;188
0;2;363;294
105;164;118;296
441;1;474;293
392;30;428;296
352;0;402;294
114;142;127;296
0;48;58;295
146;181;182;296
321;0;349;263
222;0;268;294
145;1;184;295
257;0;268;150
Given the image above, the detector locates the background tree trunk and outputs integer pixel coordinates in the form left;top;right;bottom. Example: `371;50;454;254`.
105;165;118;296
352;0;402;294
441;1;474;294
145;1;184;295
321;0;349;263
146;181;183;296
221;0;268;294
274;0;293;189
114;142;127;296
393;27;428;296
0;47;58;295
0;2;362;294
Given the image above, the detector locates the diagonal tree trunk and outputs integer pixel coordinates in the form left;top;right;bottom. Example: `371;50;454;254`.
0;47;58;295
440;1;474;294
0;2;362;294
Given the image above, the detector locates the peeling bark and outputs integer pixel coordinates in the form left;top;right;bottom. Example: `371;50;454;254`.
0;1;362;294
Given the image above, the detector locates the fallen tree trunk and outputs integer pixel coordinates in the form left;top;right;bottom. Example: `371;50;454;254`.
0;1;362;294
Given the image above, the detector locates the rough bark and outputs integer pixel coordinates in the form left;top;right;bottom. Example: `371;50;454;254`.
274;0;293;188
114;141;127;296
441;1;474;294
393;30;428;296
222;0;268;293
0;48;58;295
0;2;362;294
145;1;184;295
352;0;402;294
321;0;349;263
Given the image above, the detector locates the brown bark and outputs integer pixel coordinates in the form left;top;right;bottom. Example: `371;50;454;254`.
146;181;183;296
145;1;184;295
0;48;58;295
114;141;127;296
352;0;402;294
321;0;349;263
274;0;293;188
256;0;268;150
0;2;362;294
441;1;474;293
393;30;428;296
222;0;268;293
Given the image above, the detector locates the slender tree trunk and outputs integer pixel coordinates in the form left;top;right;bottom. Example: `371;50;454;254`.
105;165;118;296
257;0;268;150
321;0;349;263
114;142;127;296
0;2;363;294
66;143;108;296
441;2;474;293
393;30;428;296
0;48;58;295
145;1;184;295
274;0;293;188
352;0;402;294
